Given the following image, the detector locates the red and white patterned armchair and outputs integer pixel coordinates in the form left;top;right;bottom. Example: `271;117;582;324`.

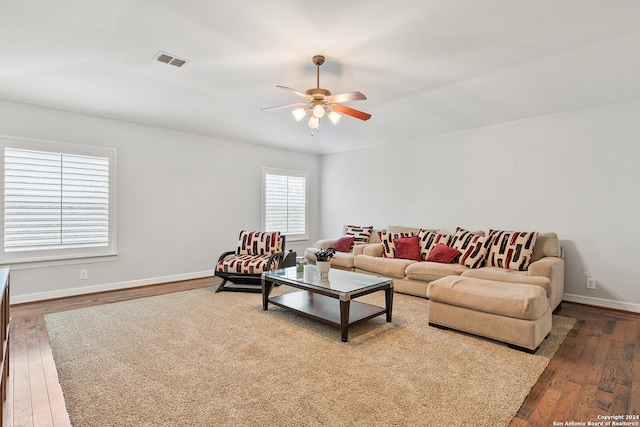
215;230;286;292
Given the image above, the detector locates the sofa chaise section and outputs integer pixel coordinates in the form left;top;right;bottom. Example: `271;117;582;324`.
427;275;552;352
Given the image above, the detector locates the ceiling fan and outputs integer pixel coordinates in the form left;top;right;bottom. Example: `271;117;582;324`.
261;55;371;133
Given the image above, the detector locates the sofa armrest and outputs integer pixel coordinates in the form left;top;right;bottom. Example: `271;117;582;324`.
315;239;338;250
362;243;383;257
528;256;562;279
528;256;564;311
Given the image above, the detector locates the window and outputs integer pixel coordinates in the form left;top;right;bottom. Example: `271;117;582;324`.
262;167;308;241
1;136;116;264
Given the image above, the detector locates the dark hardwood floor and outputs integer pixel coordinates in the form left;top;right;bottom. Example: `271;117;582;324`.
510;302;640;427
3;277;638;427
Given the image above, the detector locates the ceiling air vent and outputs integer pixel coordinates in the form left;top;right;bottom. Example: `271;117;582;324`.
154;51;188;68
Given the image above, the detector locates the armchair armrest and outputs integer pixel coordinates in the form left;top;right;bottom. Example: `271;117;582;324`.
266;251;285;270
216;250;235;263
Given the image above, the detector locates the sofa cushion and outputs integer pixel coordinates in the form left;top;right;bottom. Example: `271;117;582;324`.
426;244;461;263
405;261;468;282
462;267;551;297
487;230;538;271
427;276;549;320
217;253;280;274
418;230;452;261
329;251;356;269
334;236;355;252
353;244;368;256
368;229;384;244
379;231;414;258
363;244;384;257
394;236;421;261
354;254;416;278
345;225;374;246
450;228;492;269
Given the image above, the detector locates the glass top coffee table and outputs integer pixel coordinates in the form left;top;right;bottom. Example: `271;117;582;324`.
262;265;393;342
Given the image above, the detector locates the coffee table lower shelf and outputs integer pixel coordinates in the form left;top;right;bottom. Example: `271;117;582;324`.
268;290;387;341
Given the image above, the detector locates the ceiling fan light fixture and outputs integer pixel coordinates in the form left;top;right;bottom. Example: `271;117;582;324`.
312;104;325;118
292;108;307;121
328;110;341;125
262;55;370;134
308;116;320;129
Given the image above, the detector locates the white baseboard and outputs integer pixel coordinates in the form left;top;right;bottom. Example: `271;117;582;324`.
12;278;640;314
10;271;216;304
563;293;640;314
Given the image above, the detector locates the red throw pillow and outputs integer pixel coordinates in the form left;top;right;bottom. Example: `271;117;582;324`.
393;236;421;261
334;236;355;252
426;244;461;264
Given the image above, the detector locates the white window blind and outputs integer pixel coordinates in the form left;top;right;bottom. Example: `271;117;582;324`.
263;168;308;239
3;145;113;260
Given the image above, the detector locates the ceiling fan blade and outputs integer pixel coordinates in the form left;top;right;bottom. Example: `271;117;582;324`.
330;103;371;121
276;85;310;99
260;102;309;111
326;91;367;103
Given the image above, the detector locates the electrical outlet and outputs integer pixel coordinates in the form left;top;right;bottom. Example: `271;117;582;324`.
586;277;596;289
80;269;88;280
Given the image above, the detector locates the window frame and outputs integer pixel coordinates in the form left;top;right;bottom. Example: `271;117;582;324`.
262;167;309;242
1;135;117;265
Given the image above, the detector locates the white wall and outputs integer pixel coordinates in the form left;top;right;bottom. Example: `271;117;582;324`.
0;99;320;302
320;99;640;311
3;96;639;312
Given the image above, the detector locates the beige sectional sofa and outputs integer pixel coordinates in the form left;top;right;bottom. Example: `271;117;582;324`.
353;225;564;312
305;225;564;309
305;224;565;352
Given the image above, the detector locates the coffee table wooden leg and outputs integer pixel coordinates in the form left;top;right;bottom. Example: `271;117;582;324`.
385;287;393;322
340;299;350;342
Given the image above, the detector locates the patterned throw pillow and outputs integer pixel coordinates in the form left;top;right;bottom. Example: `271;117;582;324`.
487;229;539;271
236;231;282;256
450;227;492;269
378;231;414;258
418;229;452;261
345;225;374;247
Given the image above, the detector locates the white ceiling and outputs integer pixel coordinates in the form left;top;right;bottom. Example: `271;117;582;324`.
1;1;640;154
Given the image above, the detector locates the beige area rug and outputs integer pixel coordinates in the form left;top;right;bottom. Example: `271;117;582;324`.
45;287;574;427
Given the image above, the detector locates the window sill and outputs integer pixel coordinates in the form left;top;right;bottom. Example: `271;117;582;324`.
0;253;118;270
284;235;309;243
